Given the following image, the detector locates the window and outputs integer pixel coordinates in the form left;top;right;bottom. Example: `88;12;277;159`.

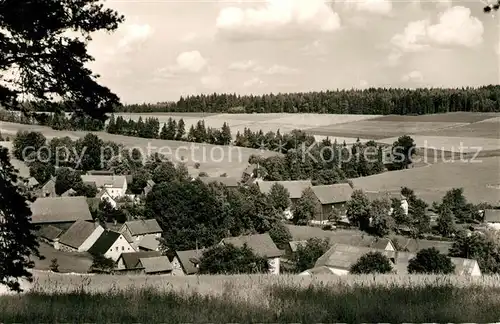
115;247;118;252
122;246;124;251
109;249;112;252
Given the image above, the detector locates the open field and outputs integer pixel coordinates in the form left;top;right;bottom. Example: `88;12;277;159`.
369;112;500;123
377;135;500;153
0;121;279;178
33;242;92;274
351;156;500;205
416;119;500;139
3;272;500;322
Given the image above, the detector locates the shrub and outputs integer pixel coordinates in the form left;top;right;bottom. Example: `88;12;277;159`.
408;247;455;274
350;252;393;274
49;258;59;272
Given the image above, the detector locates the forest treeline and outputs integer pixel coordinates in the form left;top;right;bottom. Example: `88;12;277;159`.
116;86;500;114
8;86;500;114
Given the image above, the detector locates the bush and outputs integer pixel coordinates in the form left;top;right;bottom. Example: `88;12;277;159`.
49;258;59;272
350;252;393;274
199;243;269;275
194;162;200;169
408;248;455;274
294;238;330;273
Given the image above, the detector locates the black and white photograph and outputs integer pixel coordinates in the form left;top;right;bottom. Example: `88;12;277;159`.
1;0;500;322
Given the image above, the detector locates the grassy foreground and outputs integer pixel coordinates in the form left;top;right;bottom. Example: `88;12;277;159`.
2;273;500;322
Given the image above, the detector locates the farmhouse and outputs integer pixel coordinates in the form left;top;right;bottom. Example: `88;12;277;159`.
311;183;354;224
220;233;283;274
56;219;104;252
484;209;500;230
88;230;136;261
392;252;481;276
116;251;160;269
36;177;57;198
96;189;118;208
143;179;155;196
256;180;313;205
392;237;453;255
36;225;63;246
119;219;163;243
314;244;396;275
116;251;172;275
137;235;161;251
30;196;93;229
139;256;173;274
81;175;127;198
171;249;206;276
61;188;76;197
199;176;240;188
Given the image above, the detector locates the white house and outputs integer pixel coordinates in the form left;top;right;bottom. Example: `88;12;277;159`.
57;219;104;252
171;249;206;276
120;219;163;243
88;230;136;261
220;233;283;275
96;190;118;208
81;175;127;199
484;209;500;230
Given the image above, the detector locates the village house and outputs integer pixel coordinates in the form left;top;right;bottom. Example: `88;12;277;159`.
30;196;93;230
81;174;127;199
24;177;39;189
61;188;76;197
199;176;240;188
36;177;57;198
256;180;313;205
171;249;206;276
96;189;118;208
56;219;104;252
116;251;172;274
392;237;454;255
143;179;155;196
311;183;354;224
241;164;258;184
484;209;500;230
137;235;161;251
220;233;283;274
36;225;63;246
119;219;163;244
88;230;136;261
365;191;409;215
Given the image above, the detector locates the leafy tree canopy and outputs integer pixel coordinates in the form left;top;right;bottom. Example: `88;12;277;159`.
407;247;455;274
350;252;393;274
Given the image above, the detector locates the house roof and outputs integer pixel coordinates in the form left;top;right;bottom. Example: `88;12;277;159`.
315;244;395;270
146;179;155;187
140;256;173;273
288;240;307;253
119;251;162;269
286;224;333;241
392;236;453;254
175;249;206;275
124;219;163;236
221;233;283;258
81;175;126;188
199;176;240;187
392;252;479;275
365;191;405;201
88;230;121;255
87;170;115;176
86;197;101;212
300;266;338;275
312;183;353;205
30;196;93;224
36;178;56;197
484;209;500;223
138;235;161;251
58;219;100;249
36;225;63;241
257;181;313;199
243;164;257;176
27;177;39;187
61;188;76;197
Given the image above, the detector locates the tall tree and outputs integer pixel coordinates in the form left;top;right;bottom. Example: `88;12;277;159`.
0;148;39;291
407;247;455;274
0;0;123;118
268;183;291;212
369;198;394;237
293;237;330;273
392;135;416;170
350;252;393;274
436;206;456;237
346;190;371;230
292;187;321;225
176;119;186;141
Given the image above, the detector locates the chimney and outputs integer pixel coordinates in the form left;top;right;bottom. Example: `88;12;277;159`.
114;219;117;226
53;238;60;250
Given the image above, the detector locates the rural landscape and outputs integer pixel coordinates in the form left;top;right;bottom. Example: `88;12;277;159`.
1;0;500;322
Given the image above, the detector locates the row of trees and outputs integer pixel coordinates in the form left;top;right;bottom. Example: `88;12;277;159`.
111;87;500;114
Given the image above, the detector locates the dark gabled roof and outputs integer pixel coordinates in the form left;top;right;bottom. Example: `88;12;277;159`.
124;219;163;236
392;236;453;254
257;181;312;199
58;219;100;249
30;196;93;224
365;191;405;201
175;249;206;275
242;164;257;176
199;176;240;187
140;256;173;273
138;235;160;251
88;230;121;255
312;183;353;204
81;175;126;188
484;209;500;223
37;225;63;241
315;244;395;270
221;233;283;258
119;251;162;269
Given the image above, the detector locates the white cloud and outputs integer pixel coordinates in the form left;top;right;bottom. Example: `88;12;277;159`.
392;6;483;53
338;0;392;15
300;40;328;56
118;24;153;49
216;0;341;40
167;51;208;73
228;60;259;71
401;70;424;83
243;77;266;87
201;75;223;89
260;64;300;75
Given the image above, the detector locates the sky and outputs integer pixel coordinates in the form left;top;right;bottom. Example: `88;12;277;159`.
85;0;500;103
